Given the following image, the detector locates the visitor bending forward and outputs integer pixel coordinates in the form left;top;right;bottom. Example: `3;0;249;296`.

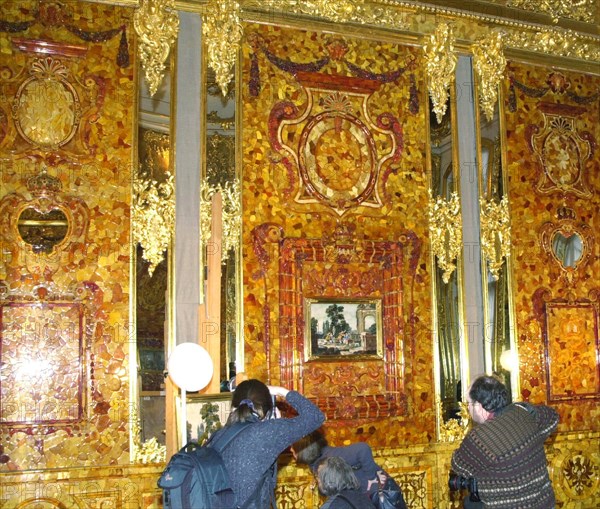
317;456;376;508
451;374;559;508
293;429;407;509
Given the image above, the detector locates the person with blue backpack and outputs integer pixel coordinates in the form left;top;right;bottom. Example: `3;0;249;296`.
158;378;324;509
216;379;325;508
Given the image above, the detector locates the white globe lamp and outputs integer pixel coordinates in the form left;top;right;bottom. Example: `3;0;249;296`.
167;342;214;392
167;342;214;446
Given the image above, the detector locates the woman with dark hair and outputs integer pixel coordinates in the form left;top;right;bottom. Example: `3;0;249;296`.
212;379;324;509
293;430;407;509
317;456;376;508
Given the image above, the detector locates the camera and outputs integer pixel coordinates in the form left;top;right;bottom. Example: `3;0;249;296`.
448;473;481;502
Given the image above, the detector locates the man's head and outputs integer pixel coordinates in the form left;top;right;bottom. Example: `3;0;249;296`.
467;374;509;424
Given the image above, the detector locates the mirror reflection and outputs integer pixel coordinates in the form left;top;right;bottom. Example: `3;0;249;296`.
479;97;513;400
203;64;242;392
552;232;583;268
430;95;463;422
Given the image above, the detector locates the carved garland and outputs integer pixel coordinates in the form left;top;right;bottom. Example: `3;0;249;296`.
479;196;511;280
428;191;462;284
423;23;456;125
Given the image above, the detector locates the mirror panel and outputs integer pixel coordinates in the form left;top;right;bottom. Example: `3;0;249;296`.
202;61;242;391
430;92;465;427
477;88;517;399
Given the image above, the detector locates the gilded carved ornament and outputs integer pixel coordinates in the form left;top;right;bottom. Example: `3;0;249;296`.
507;0;596;24
133;0;179;97
131;408;166;463
472;31;506;123
438;400;470;442
202;0;244;97
200;180;241;261
428;191;462;284
423;23;457;125
254;0;400;27
479;196;511;280
132;170;175;276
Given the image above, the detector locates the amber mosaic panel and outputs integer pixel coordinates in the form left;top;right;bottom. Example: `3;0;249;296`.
544;302;599;401
0;0;135;471
241;22;434;446
1;303;84;425
503;61;600;431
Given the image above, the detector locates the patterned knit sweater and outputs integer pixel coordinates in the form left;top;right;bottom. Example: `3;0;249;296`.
451;403;559;508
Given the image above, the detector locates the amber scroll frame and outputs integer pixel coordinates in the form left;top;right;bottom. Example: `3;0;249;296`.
279;236;416;419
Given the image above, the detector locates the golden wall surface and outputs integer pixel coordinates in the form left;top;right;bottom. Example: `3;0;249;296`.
503;62;600;431
0;1;598;508
0;0;134;473
241;21;436;446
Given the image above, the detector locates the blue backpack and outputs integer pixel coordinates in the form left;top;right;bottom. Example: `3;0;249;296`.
158;423;274;509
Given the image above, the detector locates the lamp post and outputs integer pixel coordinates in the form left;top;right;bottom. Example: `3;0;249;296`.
167;342;214;448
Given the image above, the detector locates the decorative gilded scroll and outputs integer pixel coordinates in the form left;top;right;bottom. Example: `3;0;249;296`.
424;23;456;125
438;400;470;443
472;31;506;122
255;0;408;28
530;103;592;198
200;180;242;261
131;408;166;464
133;0;179;96
480;196;511;280
132;170;175;276
202;0;243;96
428;191;462;284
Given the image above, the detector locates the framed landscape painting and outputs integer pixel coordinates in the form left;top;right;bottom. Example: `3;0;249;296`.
304;298;383;360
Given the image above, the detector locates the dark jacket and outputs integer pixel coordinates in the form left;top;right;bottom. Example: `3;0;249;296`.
321;489;377;509
311;442;407;509
218;390;325;509
451;402;559;508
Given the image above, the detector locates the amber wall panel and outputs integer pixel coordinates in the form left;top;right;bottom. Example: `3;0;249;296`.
241;23;435;446
0;0;135;470
503;62;600;431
